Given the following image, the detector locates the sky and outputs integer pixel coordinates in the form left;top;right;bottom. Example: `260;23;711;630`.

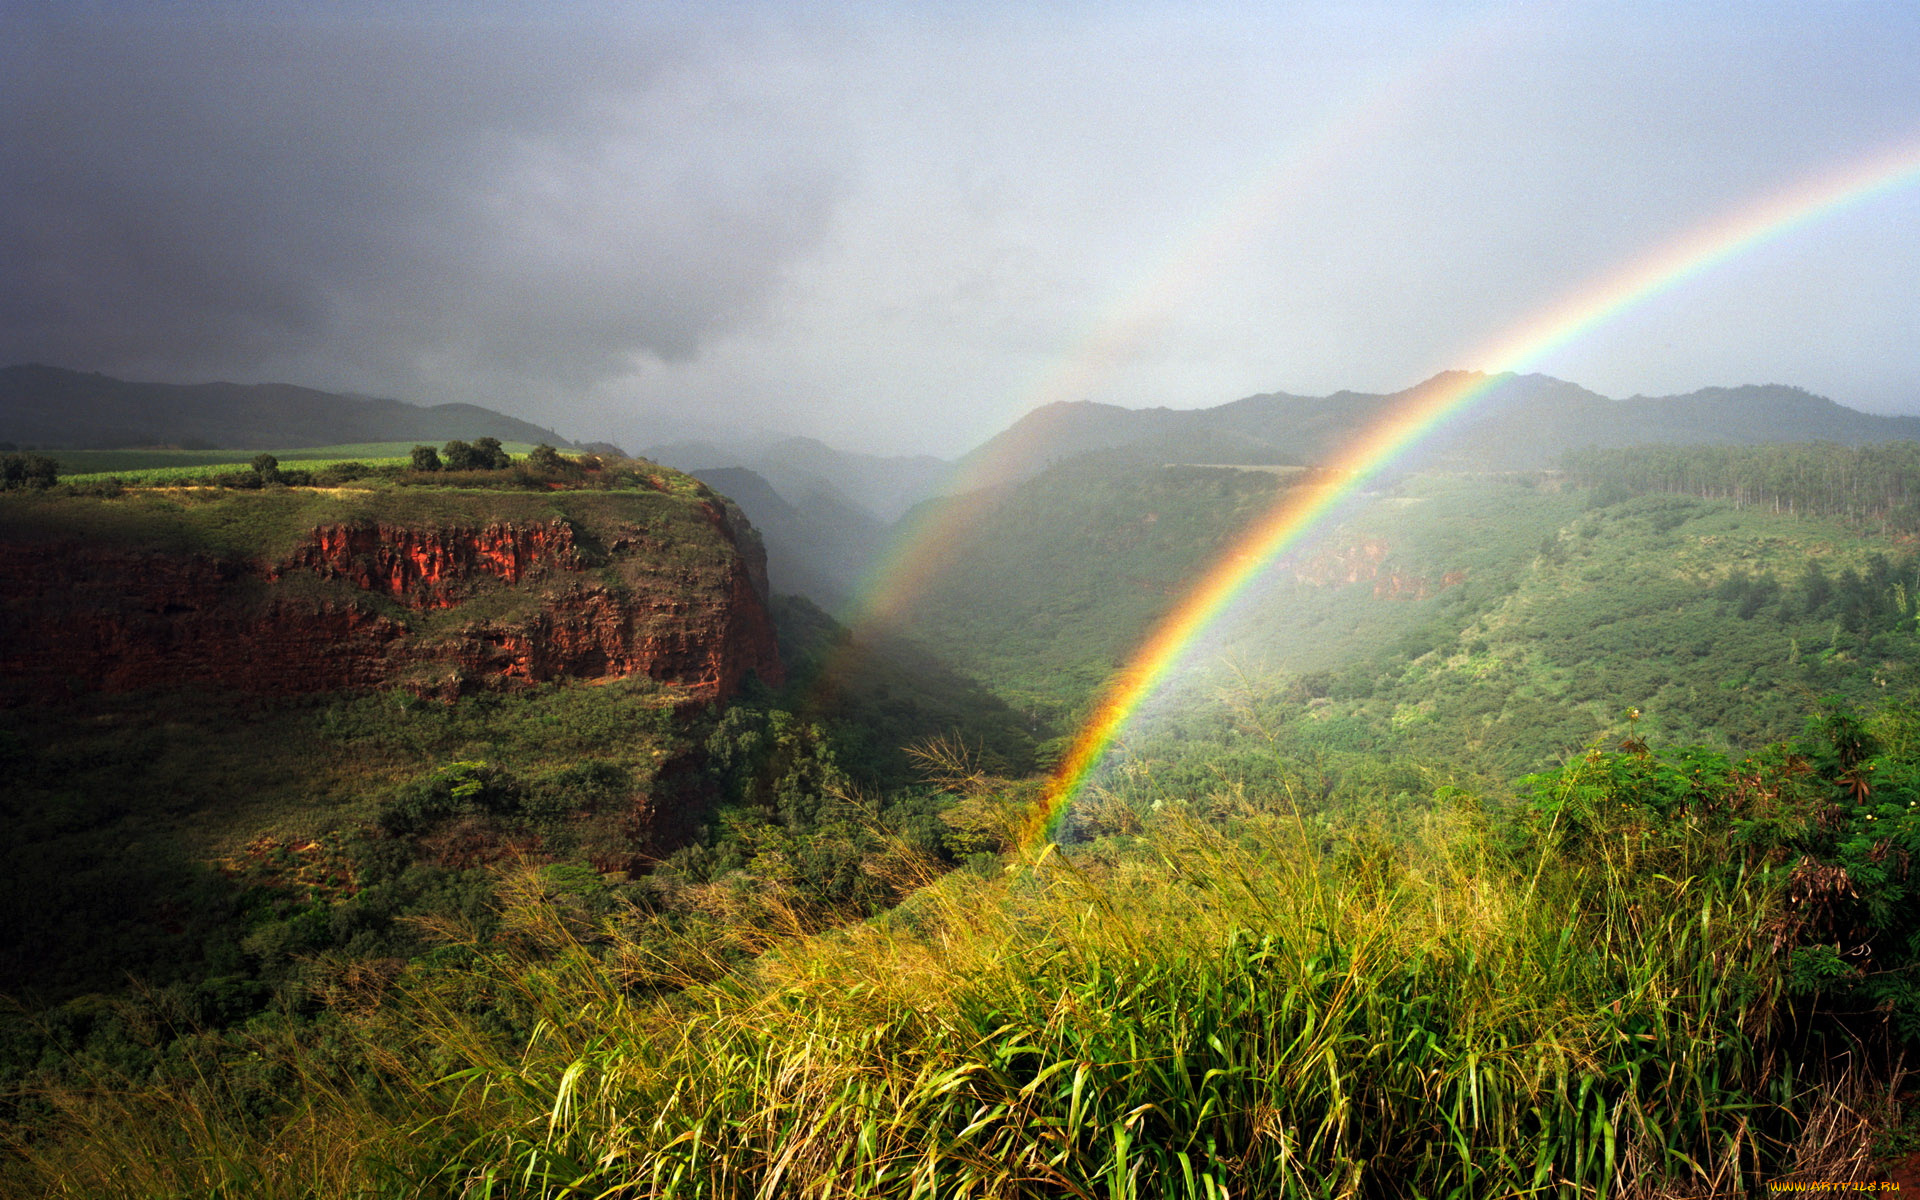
3;1;1917;457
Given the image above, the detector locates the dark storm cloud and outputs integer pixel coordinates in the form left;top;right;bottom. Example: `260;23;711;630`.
0;5;843;397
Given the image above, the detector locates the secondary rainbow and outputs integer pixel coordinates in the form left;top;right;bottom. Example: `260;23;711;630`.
843;17;1516;633
1017;136;1920;847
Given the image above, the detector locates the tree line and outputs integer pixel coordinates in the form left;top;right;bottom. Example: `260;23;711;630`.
1564;441;1920;528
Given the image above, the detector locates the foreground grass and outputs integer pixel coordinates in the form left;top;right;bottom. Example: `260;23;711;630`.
10;785;1881;1199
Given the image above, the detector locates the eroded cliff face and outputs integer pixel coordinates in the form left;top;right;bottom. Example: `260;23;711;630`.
283;519;587;608
1287;538;1468;600
0;495;782;701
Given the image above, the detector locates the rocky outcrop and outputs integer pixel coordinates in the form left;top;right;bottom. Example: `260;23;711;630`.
445;569;781;698
0;498;782;701
282;519;587;608
1287;539;1467;599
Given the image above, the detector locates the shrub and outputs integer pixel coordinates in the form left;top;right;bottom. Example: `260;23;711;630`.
473;437;511;469
0;452;58;490
378;761;524;837
1520;699;1920;1047
314;461;369;485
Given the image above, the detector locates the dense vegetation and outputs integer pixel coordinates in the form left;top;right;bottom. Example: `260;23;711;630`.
11;441;1920;1192
900;459;1920;779
12;704;1920;1195
1567;441;1920;526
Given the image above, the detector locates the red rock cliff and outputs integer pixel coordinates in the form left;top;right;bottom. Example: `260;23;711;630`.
0;501;782;701
283;519;587;608
1285;538;1467;600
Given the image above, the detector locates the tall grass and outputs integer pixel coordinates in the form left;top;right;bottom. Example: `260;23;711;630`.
8;794;1873;1198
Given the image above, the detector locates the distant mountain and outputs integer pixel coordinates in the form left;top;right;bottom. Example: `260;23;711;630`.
0;364;577;450
958;373;1920;486
686;465;889;612
646;434;950;523
753;436;951;523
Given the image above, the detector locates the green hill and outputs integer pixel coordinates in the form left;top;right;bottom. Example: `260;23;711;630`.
892;449;1920;780
0;363;577;450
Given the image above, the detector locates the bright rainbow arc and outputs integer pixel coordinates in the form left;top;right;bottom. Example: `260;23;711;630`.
1018;136;1920;847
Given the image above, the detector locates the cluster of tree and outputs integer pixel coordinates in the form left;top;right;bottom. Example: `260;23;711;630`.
1716;552;1920;636
409;437;513;472
0;452;58;489
1565;442;1920;527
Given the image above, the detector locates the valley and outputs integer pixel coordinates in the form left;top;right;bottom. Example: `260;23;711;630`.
7;382;1920;1193
10;6;1919;1190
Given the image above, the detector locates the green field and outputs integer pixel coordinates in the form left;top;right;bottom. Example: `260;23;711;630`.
54;442;544;484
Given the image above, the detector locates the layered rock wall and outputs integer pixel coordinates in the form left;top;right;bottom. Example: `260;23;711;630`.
283;519;586;608
0;502;782;701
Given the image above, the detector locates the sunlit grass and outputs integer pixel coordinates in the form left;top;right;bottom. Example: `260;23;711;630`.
54;442;546;482
12;785;1878;1199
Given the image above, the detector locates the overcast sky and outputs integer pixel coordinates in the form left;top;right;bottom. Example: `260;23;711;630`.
4;2;1917;456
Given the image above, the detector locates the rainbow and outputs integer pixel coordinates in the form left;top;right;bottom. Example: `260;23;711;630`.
1017;136;1920;847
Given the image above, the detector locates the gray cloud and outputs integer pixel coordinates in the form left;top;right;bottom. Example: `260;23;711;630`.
3;2;1917;454
1;5;844;401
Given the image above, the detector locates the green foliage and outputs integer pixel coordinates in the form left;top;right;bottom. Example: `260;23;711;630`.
439;439;512;471
769;593;1036;788
0;677;690;1111
12;781;1828;1197
0;453;58;490
409;443;441;472
377;760;523;836
1517;699;1920;1045
472;436;511;469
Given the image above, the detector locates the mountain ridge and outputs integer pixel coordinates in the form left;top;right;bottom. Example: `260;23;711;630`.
0;363;578;451
957;372;1920;489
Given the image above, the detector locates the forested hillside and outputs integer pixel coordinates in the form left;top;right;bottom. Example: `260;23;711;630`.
1567;440;1920;525
894;453;1920;782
